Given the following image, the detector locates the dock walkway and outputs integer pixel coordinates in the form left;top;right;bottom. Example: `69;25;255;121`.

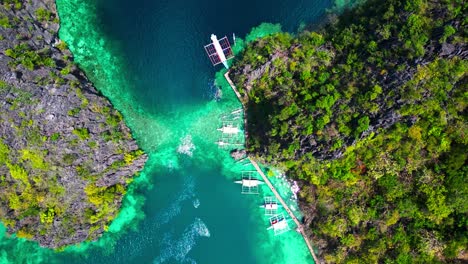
249;158;320;263
224;71;320;264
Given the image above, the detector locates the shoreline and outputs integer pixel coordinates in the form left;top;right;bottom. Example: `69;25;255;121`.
224;71;320;264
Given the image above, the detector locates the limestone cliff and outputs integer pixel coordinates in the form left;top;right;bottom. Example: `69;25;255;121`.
229;0;467;261
0;0;147;248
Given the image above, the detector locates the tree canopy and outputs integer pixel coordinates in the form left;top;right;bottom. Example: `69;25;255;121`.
231;0;467;262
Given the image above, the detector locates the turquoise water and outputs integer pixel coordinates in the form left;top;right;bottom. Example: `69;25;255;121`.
0;0;339;263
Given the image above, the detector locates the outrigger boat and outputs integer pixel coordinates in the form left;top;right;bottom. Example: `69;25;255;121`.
270;215;284;225
217;125;240;134
215;140;229;146
234;178;264;187
267;213;290;235
231;108;242;114
260;202;279;210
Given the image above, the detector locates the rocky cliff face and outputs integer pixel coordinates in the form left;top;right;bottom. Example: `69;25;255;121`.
231;40;467;161
229;0;467;262
230;6;467;162
0;0;147;248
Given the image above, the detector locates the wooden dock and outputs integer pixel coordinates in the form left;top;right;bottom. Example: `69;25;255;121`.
249;158;320;263
224;71;248;144
224;71;320;264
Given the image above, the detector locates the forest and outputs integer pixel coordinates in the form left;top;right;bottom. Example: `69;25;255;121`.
230;0;467;262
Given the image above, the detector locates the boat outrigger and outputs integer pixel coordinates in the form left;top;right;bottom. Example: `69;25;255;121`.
234;178;264;187
267;213;290;235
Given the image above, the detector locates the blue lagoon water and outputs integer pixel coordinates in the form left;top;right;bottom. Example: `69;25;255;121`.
0;0;340;263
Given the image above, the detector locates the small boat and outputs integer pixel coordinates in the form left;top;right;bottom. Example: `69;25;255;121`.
260;203;279;210
217;125;240;134
234;179;264;187
271;216;284;225
231;108;242;114
215;140;228;146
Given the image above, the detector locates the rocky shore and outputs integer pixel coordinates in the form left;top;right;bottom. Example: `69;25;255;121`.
0;0;147;248
230;0;467;261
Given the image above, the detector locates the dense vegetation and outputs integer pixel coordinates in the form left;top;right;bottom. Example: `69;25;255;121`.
231;0;467;262
0;1;146;248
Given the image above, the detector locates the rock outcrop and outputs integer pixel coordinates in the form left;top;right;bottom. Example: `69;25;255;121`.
0;0;147;248
230;149;247;161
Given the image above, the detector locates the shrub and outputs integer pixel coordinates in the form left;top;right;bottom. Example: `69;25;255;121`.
21;149;47;170
68;107;81;116
440;25;456;43
62;153;77;165
0;140;10;163
16;229;34;239
123;150;144;165
50;132;60;141
0;14;12;28
35;8;52;22
56;41;67;51
4;43;56;70
6;163;29;185
356;116;370;135
39;208;55;224
72;128;90;140
87;141;97;148
60;65;71;76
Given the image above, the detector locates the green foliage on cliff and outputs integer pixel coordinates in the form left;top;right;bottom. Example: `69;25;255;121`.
5;43;56;70
1;0;22;10
72;127;90;140
0;13;11;28
0;1;147;248
35;8;53;23
231;0;467;262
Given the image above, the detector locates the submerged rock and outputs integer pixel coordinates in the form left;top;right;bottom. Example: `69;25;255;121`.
0;1;147;248
230;149;247;160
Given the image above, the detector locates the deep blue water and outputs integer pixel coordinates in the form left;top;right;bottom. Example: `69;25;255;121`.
94;0;332;112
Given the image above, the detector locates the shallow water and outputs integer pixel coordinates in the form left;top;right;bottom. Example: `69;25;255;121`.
0;0;344;263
